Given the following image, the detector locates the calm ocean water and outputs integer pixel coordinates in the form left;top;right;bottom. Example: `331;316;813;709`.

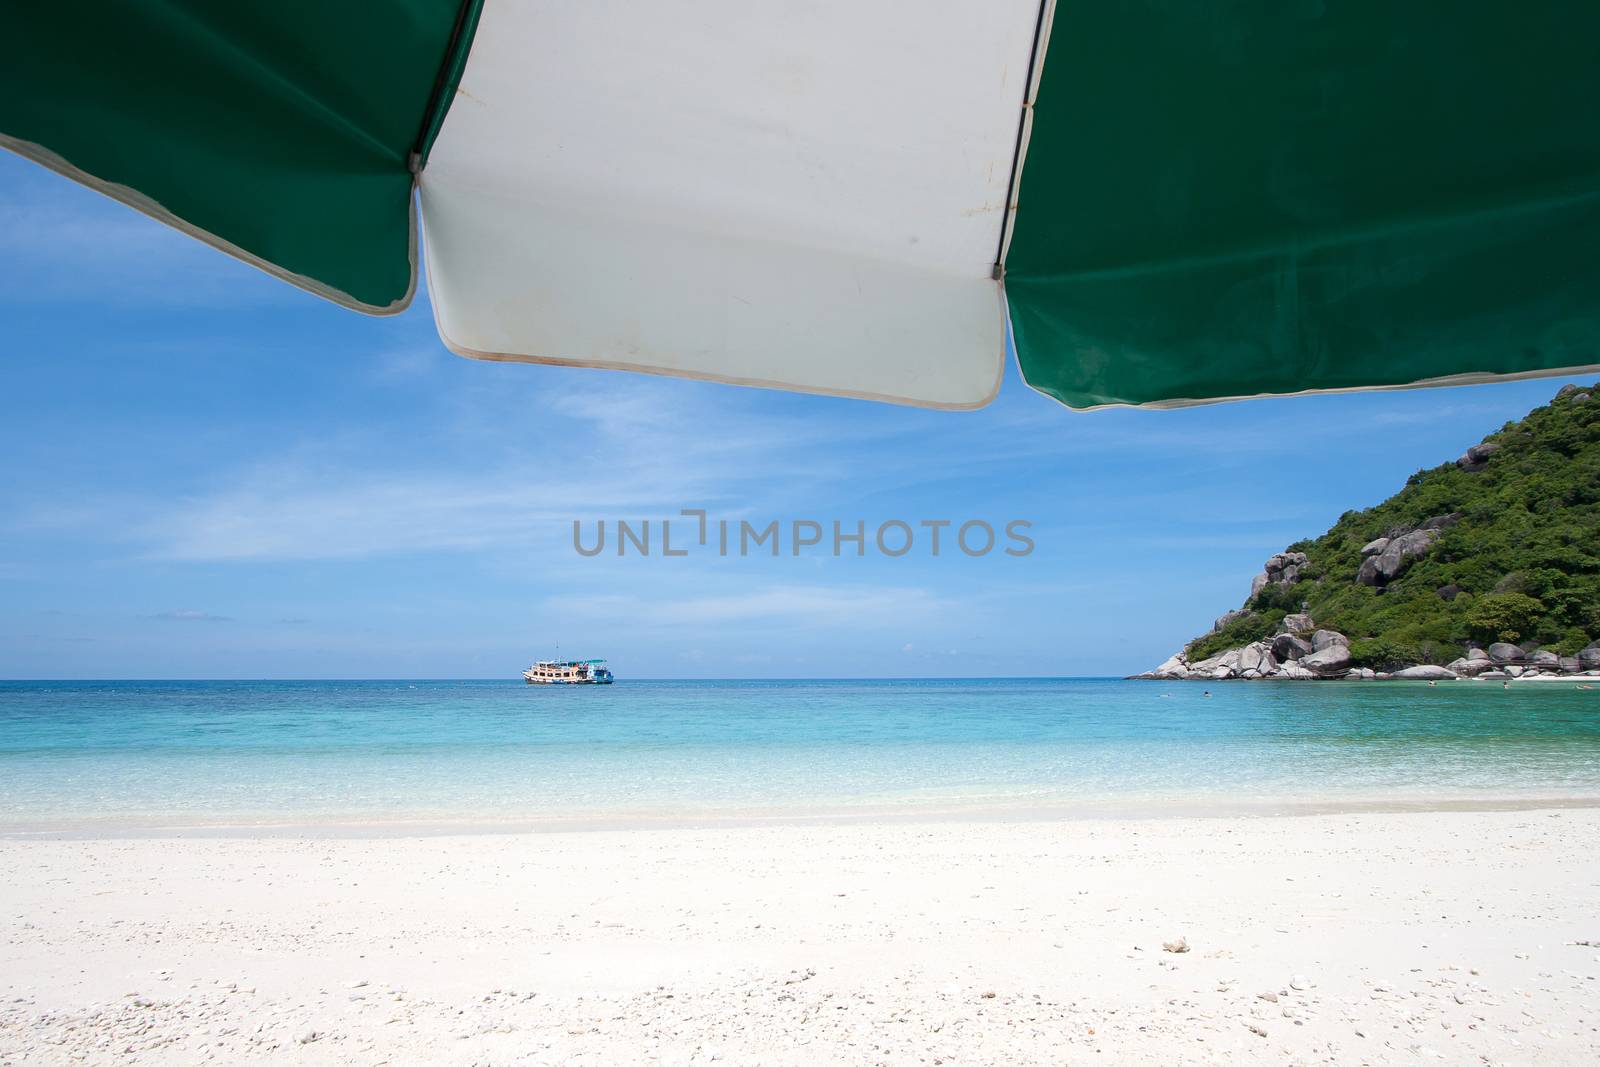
1;679;1598;831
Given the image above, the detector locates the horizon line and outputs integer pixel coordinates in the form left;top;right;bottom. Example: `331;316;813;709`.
0;675;1130;684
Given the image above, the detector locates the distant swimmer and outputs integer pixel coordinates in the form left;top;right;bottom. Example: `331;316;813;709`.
1428;680;1437;687
1202;690;1212;698
1579;684;1594;690
1503;681;1511;689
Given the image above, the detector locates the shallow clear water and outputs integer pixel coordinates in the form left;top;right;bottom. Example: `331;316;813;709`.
1;678;1598;830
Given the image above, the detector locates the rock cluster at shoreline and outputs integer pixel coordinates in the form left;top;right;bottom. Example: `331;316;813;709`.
1137;607;1600;683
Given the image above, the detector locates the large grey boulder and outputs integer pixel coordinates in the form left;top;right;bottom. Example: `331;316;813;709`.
1435;584;1462;601
1465;647;1491;662
1250;572;1269;598
1528;650;1561;668
1446;657;1494;677
1355;557;1382;585
1357;528;1441;586
1311;629;1348;652
1272;633;1313;661
1559;657;1582;674
1359;537;1390;557
1190;649;1246;679
1279;613;1315;635
1556;383;1581;398
1236;642;1278;677
1150;654;1188;679
1579;645;1600;670
1455;441;1501;471
1387;526;1442;566
1277;661;1317;680
1392;665;1457;680
1487;642;1525;664
1419;512;1464;531
1301;644;1352;675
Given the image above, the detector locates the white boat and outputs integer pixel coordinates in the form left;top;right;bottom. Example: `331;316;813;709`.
522;659;614;685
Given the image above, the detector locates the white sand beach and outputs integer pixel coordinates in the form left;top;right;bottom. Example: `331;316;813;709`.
3;808;1598;1066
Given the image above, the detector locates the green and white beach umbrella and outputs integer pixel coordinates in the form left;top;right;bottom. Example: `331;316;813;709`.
6;2;1598;410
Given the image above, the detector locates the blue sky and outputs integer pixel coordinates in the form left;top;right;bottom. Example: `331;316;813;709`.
1;150;1591;679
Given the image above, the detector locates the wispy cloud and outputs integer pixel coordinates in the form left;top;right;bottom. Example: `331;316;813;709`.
147;610;233;623
4;633;97;643
559;583;946;628
1365;402;1509;427
81;377;908;561
0;161;290;309
365;345;447;384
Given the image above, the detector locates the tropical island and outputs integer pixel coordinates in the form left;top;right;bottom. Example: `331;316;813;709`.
1139;381;1600;682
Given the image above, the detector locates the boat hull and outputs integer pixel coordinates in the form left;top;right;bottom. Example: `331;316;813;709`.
522;658;614;685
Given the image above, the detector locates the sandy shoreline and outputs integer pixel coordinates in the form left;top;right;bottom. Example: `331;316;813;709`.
4;809;1598;1065
7;792;1600;840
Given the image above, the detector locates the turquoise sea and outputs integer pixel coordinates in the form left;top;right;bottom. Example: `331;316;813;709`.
2;679;1598;832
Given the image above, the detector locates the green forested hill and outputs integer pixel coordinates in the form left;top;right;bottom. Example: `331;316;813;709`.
1186;382;1600;670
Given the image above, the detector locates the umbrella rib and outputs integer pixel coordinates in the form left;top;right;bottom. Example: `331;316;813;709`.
410;0;488;173
993;0;1052;278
